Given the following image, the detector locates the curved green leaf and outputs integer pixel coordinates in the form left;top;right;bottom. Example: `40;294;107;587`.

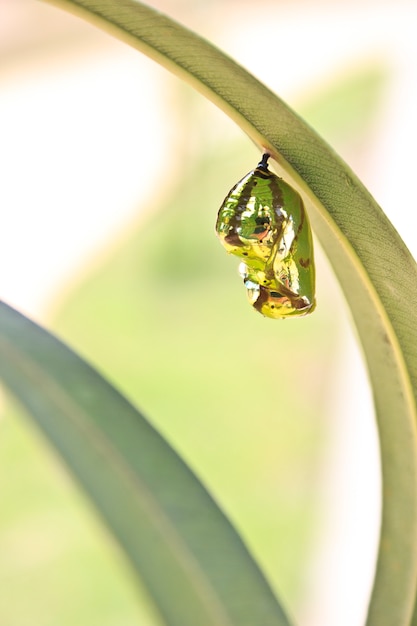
0;300;291;626
25;0;417;623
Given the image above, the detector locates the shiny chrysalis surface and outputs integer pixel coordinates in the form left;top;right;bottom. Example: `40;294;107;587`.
216;154;316;318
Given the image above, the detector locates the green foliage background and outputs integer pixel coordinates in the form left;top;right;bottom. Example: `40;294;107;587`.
0;59;388;625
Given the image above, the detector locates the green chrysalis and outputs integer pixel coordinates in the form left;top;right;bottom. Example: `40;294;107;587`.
216;153;315;319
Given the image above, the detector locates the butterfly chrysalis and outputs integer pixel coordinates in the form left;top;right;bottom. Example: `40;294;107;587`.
216;153;315;318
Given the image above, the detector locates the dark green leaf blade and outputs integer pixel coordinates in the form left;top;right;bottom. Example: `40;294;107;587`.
0;300;292;626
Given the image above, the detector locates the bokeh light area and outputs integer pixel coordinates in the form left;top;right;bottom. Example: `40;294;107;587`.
1;1;416;626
